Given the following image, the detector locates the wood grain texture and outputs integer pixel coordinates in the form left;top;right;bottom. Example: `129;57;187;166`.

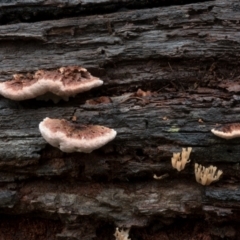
0;0;240;239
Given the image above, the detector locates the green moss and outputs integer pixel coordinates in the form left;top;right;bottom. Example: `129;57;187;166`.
167;126;180;132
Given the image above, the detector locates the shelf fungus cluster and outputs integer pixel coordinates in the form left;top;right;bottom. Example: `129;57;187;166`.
195;163;223;186
211;123;240;139
114;228;131;240
39;118;117;153
171;147;192;171
0;66;103;103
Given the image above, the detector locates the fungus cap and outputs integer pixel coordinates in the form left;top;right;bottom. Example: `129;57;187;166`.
211;123;240;139
39;117;117;153
0;66;103;101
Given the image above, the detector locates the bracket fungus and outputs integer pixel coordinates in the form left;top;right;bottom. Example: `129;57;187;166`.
171;147;192;171
114;228;131;240
211;123;240;139
39;117;117;153
195;163;223;185
0;66;103;103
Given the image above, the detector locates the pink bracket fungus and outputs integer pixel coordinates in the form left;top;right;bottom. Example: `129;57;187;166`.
211;123;240;139
195;163;223;186
0;66;103;103
39;117;117;153
171;147;192;171
114;228;131;240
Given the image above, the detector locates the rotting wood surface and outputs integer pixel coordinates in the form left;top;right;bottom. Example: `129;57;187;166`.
0;0;240;239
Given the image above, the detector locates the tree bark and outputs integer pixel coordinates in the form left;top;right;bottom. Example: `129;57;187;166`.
0;0;240;239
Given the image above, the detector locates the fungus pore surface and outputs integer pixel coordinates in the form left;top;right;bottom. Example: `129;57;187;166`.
39;118;117;153
0;66;103;102
171;147;192;171
211;123;240;139
195;163;223;185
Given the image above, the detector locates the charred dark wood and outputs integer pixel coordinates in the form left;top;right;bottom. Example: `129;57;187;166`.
0;0;211;25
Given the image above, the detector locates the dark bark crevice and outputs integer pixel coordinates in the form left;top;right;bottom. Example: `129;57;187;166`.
0;0;212;25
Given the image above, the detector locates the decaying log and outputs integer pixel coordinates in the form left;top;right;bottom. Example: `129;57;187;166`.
0;0;240;239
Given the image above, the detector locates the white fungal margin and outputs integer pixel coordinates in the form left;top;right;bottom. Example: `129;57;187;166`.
0;66;103;102
39;117;117;153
